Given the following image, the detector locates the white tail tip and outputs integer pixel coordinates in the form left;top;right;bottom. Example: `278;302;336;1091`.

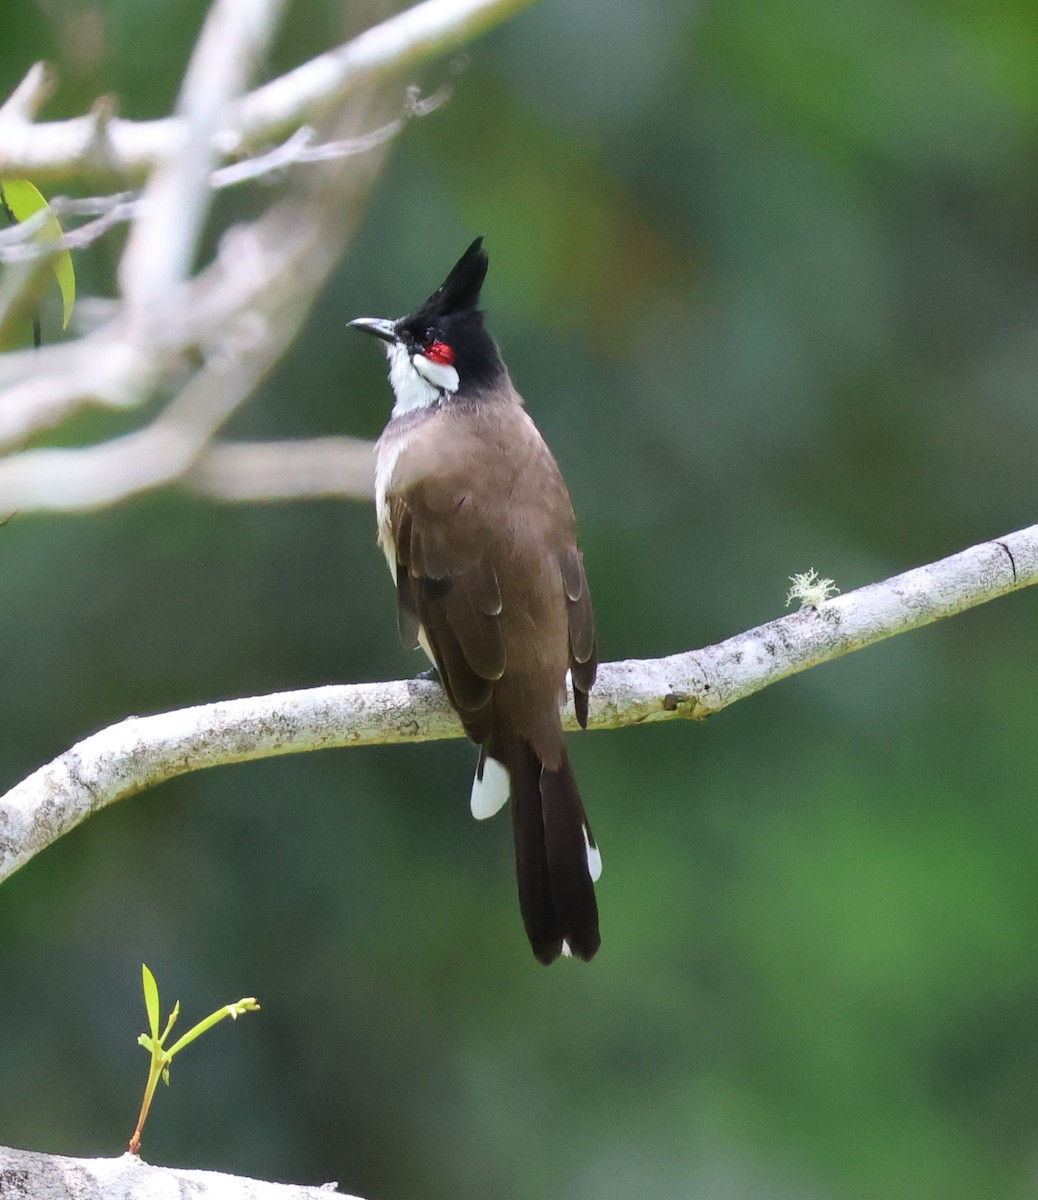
584;826;603;882
470;754;510;820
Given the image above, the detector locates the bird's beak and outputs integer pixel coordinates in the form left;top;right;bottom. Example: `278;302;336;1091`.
348;316;399;344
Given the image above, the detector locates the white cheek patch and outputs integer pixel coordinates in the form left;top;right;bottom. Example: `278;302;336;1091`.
413;353;460;394
386;343;438;415
383;343;460;416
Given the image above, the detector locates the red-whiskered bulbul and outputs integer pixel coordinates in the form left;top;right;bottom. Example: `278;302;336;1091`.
349;238;601;964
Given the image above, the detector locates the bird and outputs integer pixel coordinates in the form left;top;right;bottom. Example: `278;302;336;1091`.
349;237;601;964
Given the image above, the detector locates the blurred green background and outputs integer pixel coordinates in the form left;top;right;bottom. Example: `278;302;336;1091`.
3;1;1038;1197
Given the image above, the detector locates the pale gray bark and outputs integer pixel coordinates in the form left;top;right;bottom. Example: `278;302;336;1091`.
0;1145;361;1200
2;522;1033;886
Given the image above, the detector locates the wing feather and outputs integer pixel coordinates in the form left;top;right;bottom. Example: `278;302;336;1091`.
560;548;597;728
387;483;504;728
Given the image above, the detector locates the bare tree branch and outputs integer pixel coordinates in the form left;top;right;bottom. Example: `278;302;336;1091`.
118;0;288;313
0;87;450;264
0;0;533;515
2;523;1033;886
182;437;375;503
0;435;373;512
0;1144;363;1200
0;123;373;468
0;323;297;509
0;61;56;127
0;191;139;256
0;150;387;507
0;0;533;182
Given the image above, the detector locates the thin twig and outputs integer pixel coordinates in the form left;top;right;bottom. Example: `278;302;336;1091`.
0;82;451;264
0;195;141;258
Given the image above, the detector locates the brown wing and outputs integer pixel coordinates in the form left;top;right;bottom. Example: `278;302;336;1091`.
384;399;594;748
560;546;597;728
393;504;421;650
388;480;504;742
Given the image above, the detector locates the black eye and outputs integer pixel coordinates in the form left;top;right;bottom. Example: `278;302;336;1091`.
424;327;436;345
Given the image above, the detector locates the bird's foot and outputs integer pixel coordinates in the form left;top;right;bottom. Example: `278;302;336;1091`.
415;665;442;685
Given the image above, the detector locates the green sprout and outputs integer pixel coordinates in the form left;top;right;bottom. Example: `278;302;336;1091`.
129;963;260;1156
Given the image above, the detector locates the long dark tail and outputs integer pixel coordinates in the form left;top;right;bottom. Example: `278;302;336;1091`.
508;738;601;964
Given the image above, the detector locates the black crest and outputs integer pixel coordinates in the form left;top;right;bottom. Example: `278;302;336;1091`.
390;237;504;394
411;237;488;323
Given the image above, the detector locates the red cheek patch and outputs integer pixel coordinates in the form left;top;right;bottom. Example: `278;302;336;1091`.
425;341;455;365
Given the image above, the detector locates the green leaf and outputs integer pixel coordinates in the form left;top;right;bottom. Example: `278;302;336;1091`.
142;964;160;1042
0;178;76;328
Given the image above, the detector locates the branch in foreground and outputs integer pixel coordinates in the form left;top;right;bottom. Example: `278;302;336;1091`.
1;524;1033;886
0;1145;362;1200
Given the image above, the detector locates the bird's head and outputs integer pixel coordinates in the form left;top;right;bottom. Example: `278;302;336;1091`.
350;237;505;415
